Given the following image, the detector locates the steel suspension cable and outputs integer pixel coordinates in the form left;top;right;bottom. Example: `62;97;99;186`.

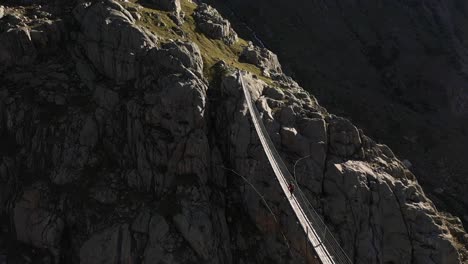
238;70;353;264
219;166;291;250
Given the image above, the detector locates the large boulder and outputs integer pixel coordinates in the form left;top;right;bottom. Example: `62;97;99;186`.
144;40;204;77
241;42;282;76
145;0;181;13
328;115;363;158
194;4;238;45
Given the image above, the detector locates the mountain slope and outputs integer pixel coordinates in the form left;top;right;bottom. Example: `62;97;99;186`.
202;0;468;227
0;0;467;263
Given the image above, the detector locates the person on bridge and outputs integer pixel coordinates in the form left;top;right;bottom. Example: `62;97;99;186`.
288;181;295;198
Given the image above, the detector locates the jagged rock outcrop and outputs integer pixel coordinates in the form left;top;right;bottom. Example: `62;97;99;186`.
0;6;65;71
328;116;363;158
144;39;204;77
144;0;183;25
73;0;158;82
0;1;467;263
194;3;237;45
146;0;181;13
241;42;283;77
13;182;64;262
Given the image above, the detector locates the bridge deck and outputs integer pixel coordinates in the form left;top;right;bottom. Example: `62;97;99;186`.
239;71;352;264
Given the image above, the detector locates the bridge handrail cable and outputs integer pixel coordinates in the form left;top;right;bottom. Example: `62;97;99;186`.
239;70;353;264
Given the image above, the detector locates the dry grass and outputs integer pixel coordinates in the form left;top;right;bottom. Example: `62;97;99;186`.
121;0;271;83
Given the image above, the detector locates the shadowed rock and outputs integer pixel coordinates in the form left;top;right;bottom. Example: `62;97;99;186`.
73;0;158;82
194;3;238;45
241;42;282;77
0;1;466;263
145;0;181;13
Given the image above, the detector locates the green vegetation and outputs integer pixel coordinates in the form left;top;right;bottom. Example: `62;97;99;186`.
122;0;271;83
179;0;265;79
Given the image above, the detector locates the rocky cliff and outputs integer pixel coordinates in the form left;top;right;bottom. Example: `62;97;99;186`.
202;0;468;228
0;1;467;264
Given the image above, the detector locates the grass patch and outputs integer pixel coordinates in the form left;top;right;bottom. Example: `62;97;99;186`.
123;1;180;39
121;0;272;83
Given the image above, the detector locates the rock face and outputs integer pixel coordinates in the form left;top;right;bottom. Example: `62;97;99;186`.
146;0;181;13
194;3;238;45
324;161;458;264
0;27;36;69
214;69;466;263
241;42;282;77
0;0;467;263
148;39;204;77
205;0;468;226
73;1;158;82
13;183;64;261
0;6;65;71
79;224;134;263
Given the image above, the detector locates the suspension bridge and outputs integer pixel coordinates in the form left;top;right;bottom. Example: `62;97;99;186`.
238;70;353;264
